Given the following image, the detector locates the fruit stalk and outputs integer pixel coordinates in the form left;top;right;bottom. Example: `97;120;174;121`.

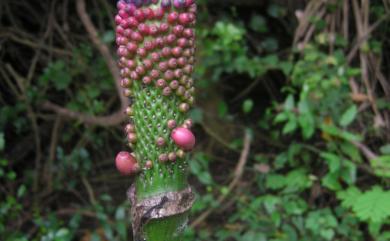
114;0;197;240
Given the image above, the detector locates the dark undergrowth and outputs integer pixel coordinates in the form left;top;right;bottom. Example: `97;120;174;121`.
1;0;390;240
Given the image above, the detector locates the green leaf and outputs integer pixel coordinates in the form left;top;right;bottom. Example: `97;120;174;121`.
217;101;228;118
322;172;342;191
340;105;358;127
249;15;267;33
379;144;390;155
284;95;295;111
266;174;286;190
337;186;362;208
0;132;4;151
102;30;115;43
17;185;27;198
242;99;254;114
352;186;390;223
298;114;315;139
370;155;390;178
189;108;203;123
321;152;341;172
283;118;297;134
283;169;312;193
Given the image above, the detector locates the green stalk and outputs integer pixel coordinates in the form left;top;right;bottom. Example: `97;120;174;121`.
115;1;197;240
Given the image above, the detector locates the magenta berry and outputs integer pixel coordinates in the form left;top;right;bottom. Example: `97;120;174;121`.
171;127;195;150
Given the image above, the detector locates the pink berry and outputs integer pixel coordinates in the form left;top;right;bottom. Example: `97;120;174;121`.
149;25;159;35
115;151;139;175
179;13;190;25
177;57;187;66
171;127;195;150
117;1;126;10
143;76;152;84
127;60;137;69
134;9;145;21
131;31;143;42
115;15;122;25
162;47;172;57
159;153;168;162
138;23;150;35
128;17;139;28
143;59;153;69
154;8;165;19
166;34;177;44
137;48;147;57
150;69;160;79
127;133;137;143
159;23;169;33
168;152;177;161
118;9;129;19
151;52;161;62
125;124;135;133
126;42;138;53
167;119;177;129
143;8;154;19
172;47;183;57
163;87;172;96
116;26;125;36
159;61;169;72
170;80;179;89
156;137;166;146
164;70;174;80
173;25;184;35
156;37;165;47
168;12;179;23
135;66;146;75
168;58;178;68
183;28;194;38
121;78;132;88
156;79;166;88
177;38;188;48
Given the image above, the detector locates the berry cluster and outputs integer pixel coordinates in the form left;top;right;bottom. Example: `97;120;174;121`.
114;0;196;176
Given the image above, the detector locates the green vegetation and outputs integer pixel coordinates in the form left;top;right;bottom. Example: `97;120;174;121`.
1;0;389;240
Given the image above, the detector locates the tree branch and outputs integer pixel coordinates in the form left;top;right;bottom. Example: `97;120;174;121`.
76;0;128;109
41;101;125;127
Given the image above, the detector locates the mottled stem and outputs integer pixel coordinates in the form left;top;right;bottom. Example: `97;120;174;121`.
114;0;197;240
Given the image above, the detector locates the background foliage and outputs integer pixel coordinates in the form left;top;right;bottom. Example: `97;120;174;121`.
1;0;390;240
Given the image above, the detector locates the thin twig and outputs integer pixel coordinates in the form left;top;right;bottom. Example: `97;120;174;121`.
190;131;251;228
